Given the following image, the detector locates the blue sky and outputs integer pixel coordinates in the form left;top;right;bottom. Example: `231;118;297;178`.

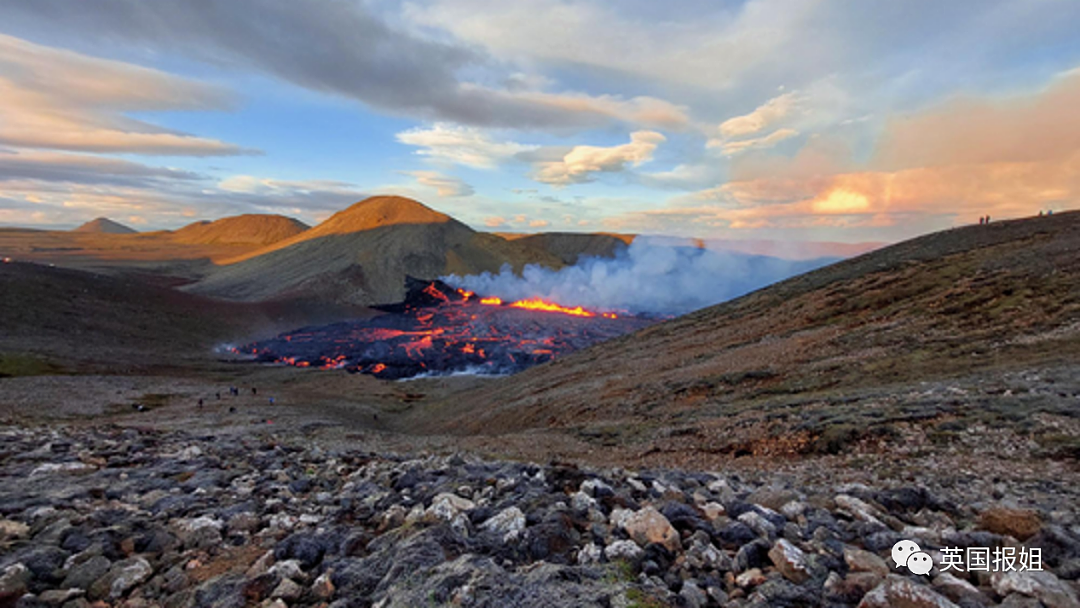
1;0;1079;244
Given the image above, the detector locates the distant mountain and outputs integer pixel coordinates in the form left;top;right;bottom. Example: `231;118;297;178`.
185;196;563;306
499;232;633;265
171;214;309;246
72;217;136;234
501;230;882;262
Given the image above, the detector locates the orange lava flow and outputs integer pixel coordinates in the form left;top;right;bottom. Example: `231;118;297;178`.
476;294;620;318
509;298;595;317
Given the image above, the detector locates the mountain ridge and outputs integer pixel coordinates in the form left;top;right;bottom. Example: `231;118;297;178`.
185;196;564;305
170;214;309;246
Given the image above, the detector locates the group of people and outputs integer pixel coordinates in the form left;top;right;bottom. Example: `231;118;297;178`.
980;209;1057;225
195;386;276;409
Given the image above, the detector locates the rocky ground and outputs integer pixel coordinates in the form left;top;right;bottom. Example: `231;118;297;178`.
1;425;1078;608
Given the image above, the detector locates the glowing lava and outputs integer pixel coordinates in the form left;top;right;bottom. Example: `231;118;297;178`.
233;278;651;379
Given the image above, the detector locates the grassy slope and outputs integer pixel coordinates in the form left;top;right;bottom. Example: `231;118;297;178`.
412;212;1080;454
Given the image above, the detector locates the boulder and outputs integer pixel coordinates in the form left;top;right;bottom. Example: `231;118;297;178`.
621;506;680;552
978;508;1042;541
768;538;812;583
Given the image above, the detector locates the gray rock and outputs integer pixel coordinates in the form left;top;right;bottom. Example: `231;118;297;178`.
604;540;644;562
768;538;812;583
0;564;32;604
858;575;960;608
271;577;305;601
992;570;1080;608
60;555;111;590
680;581;709;608
104;557;152;600
480;507;525;542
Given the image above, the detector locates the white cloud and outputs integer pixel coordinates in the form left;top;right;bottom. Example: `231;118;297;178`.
404;170;475;197
710;128;799;156
718;92;799;138
0;34;248;156
396;124;537;168
532;131;666;186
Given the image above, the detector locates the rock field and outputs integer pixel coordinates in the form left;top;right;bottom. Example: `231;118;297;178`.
1;425;1078;608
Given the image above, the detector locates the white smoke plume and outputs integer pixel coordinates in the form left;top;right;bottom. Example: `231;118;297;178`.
443;238;836;315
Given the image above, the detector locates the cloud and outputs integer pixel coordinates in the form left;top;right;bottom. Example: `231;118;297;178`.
873;71;1080;170
718;92;799;138
214;175;369;211
619;66;1080;238
0;35;248;156
484;216;507;228
2;1;688;132
528;219;550;228
710;128;799;156
0;150;201;186
0;171;372;229
532;131;666;186
404;171;475;197
406;0;1080;104
396;124;537;168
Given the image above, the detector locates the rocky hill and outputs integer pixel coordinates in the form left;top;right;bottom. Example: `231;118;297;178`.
186;197;563;306
170;215;309;247
72;218;136;234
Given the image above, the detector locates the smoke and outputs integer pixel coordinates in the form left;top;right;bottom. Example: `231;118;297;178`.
443;238;836;315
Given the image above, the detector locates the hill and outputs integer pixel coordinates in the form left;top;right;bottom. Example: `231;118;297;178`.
0;261;370;374
186;196;564;305
73;217;136;234
170;214;309;246
499;232;634;264
414;212;1080;460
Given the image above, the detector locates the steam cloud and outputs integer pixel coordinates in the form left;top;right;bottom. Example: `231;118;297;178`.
443;238;836;315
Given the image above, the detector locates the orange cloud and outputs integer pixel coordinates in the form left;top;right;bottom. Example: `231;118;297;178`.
874;71;1080;170
643;69;1080;237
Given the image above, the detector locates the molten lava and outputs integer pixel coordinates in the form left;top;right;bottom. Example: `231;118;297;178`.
233;277;653;379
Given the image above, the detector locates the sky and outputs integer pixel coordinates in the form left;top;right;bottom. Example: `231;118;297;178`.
0;0;1078;244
